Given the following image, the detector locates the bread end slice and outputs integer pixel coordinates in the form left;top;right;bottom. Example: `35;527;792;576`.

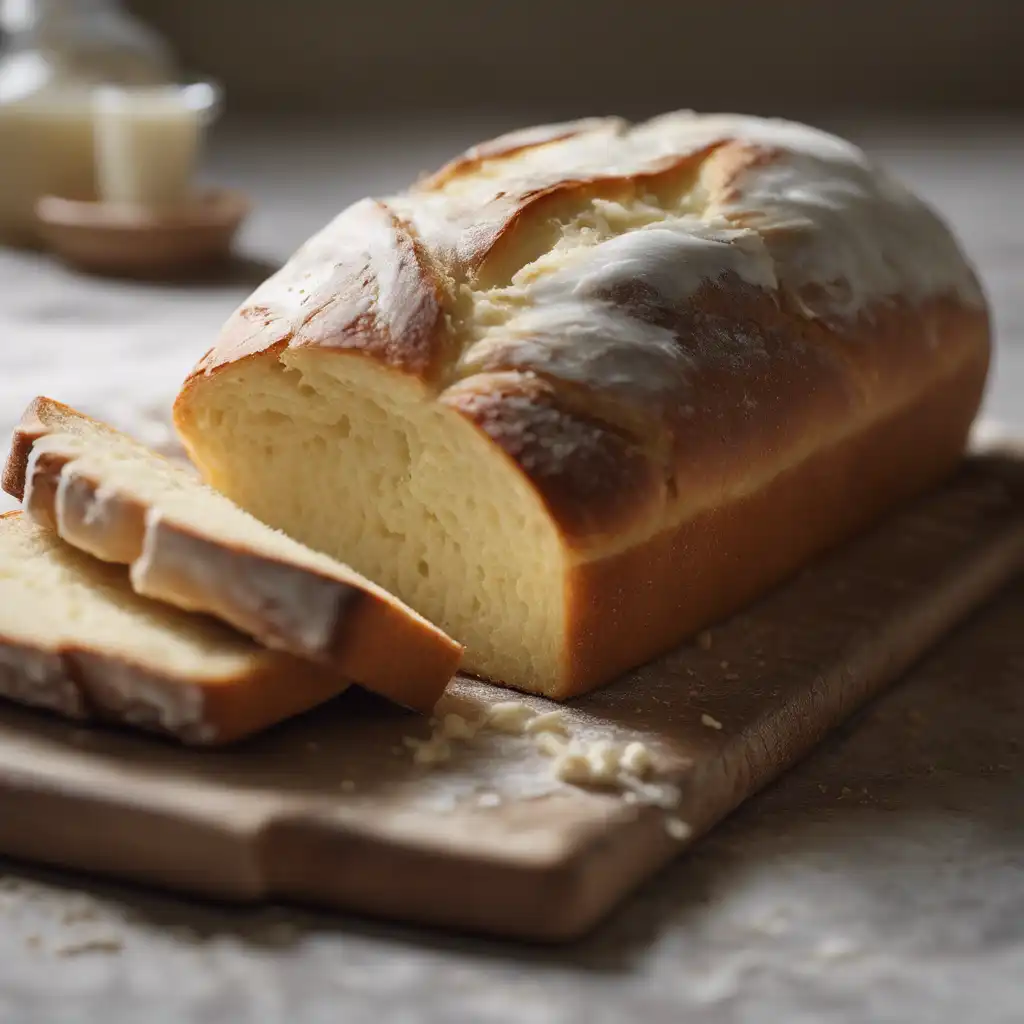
0;511;350;745
4;398;462;713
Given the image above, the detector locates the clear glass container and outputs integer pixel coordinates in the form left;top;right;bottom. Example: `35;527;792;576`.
0;0;177;246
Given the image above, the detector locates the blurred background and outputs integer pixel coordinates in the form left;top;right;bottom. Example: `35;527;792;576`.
1;0;1022;492
127;0;1023;122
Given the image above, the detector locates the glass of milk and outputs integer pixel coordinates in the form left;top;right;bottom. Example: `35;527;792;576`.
0;0;176;245
92;80;220;211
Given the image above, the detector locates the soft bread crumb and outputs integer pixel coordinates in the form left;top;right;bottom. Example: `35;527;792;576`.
697;631;713;651
701;713;723;730
476;792;501;808
549;737;659;790
620;741;654;777
441;713;479;739
665;818;693;841
552;748;593;785
486;701;538;734
405;735;453;765
339;779;356;793
524;710;569;735
585;740;623;783
535;732;570;758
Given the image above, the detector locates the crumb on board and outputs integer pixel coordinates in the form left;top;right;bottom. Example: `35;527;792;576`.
535;732;569;758
339;780;356;793
407;737;453;766
620;741;653;777
701;713;723;731
476;793;502;808
524;710;569;736
486;701;538;735
441;713;479;740
696;630;713;650
665;818;693;841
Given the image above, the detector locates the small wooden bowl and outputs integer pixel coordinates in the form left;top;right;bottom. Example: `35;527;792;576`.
35;188;250;279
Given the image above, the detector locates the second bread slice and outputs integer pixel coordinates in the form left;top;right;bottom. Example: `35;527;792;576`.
0;511;349;744
2;397;462;713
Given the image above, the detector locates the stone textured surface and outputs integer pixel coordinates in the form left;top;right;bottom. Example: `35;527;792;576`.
0;117;1021;1022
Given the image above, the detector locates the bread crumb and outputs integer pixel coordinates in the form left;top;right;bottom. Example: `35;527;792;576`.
585;740;622;783
552;749;593;785
665;818;693;841
622;791;639;805
534;732;570;758
476;793;501;808
524;710;568;736
409;737;452;766
620;741;654;777
701;713;723;730
719;660;729;669
696;630;713;650
25;935;40;950
486;701;537;734
339;780;356;793
724;673;740;681
440;713;478;740
840;786;853;797
623;778;682;809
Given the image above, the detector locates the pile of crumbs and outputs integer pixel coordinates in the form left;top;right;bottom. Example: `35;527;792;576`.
398;701;693;840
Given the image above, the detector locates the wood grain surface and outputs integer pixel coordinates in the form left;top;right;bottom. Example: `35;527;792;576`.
0;454;1020;941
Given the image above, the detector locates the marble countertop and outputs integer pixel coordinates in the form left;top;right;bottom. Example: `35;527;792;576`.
0;117;1021;1023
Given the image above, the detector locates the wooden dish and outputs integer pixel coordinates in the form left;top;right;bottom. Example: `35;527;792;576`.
35;188;250;279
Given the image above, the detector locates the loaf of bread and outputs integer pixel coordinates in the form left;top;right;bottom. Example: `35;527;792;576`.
0;512;351;744
3;397;461;712
174;112;991;698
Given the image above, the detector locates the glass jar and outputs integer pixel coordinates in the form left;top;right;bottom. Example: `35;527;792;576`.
0;0;176;246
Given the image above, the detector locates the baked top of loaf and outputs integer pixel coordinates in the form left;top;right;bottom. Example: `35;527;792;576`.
198;111;983;371
184;112;987;550
3;397;462;712
0;512;349;744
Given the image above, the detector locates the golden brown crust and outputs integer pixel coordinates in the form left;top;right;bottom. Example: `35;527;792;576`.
4;398;462;713
195;200;450;385
418;117;626;191
560;337;990;695
174;111;993;696
0;631;348;746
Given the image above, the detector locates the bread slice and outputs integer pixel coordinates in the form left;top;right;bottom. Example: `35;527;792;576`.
0;512;350;744
2;397;461;713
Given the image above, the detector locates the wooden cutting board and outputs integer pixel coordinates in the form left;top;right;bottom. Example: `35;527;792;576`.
0;452;1022;943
